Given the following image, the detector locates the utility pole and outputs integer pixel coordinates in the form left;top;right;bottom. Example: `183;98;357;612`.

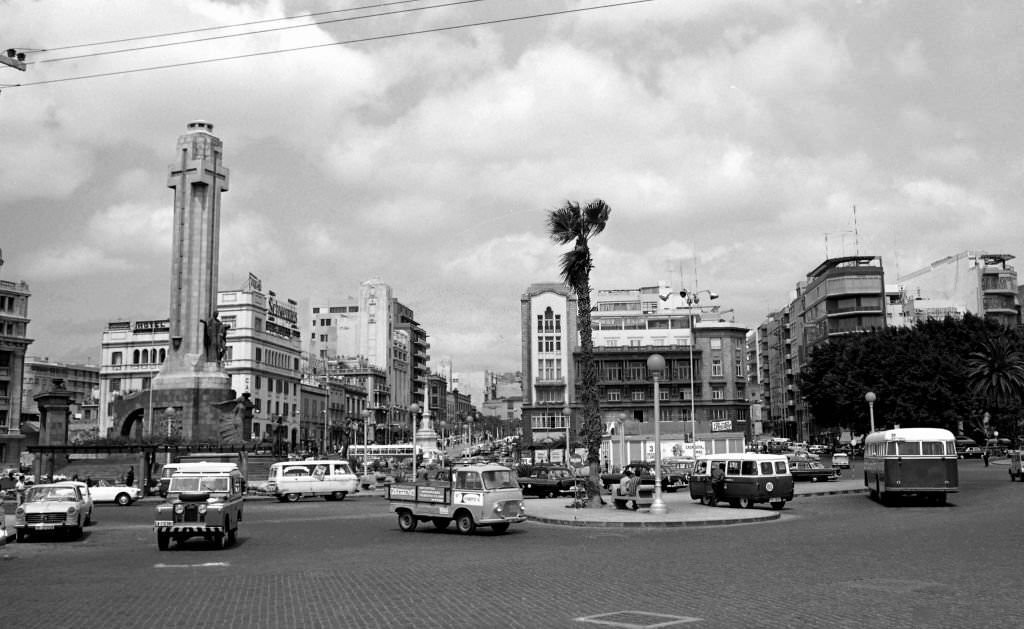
2;49;27;71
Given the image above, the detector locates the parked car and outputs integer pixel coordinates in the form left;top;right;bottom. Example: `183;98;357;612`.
789;460;839;482
519;466;579;498
14;483;90;542
600;462;684;493
53;481;94;525
88;479;143;506
955;438;983;459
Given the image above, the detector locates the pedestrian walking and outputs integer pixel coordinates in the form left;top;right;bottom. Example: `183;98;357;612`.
983;451;990;467
126;465;135;487
15;474;26;505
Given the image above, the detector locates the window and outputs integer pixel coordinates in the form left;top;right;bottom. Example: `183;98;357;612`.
899;441;921;456
111;351;122;365
608;390;621;401
711;388;724;400
711;359;723;377
774;461;788;474
110;379;121;392
760;462;773;475
660;389;670;401
710;337;722;350
726;461;741;475
255;348;262;363
632;391;644;401
606;339;618;347
319;334;328;342
741;461;757;475
602;365;622;380
628;338;642;347
536;307;562;333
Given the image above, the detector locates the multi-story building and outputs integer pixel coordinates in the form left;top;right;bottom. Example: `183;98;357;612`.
306;279;428;440
98;319;168;437
0;250;31;467
22;356;100;442
898;251;1021;327
757;256;886;441
520;282;750;467
481;371;523;438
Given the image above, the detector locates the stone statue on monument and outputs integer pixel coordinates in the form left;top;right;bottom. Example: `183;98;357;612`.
200;312;229;363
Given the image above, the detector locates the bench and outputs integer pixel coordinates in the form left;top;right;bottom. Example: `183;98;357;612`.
612;481;655;510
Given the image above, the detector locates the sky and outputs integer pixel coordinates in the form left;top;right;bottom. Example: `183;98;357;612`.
3;0;1024;404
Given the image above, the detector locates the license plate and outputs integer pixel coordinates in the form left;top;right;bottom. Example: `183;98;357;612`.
154;520;173;526
34;524;55;530
769;497;783;503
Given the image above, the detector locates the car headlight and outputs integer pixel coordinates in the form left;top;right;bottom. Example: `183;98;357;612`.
67;506;78;515
174;503;185;514
198;504;208;514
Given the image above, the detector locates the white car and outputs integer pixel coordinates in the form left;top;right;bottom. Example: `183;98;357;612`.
15;483;89;541
54;481;94;525
88;480;143;506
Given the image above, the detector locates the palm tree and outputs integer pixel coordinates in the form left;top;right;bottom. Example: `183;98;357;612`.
547;199;611;506
966;336;1024;439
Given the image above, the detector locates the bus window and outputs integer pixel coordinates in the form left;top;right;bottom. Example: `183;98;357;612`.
921;442;944;456
760;462;774;475
694;461;708;475
945;441;956;456
741;461;757;475
886;442;898;456
726;461;741;475
899;442;921;456
774;461;788;474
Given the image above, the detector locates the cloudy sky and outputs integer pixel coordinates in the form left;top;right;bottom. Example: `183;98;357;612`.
3;0;1023;402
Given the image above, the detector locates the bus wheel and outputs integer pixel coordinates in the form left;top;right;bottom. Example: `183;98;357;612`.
397;510;418;532
738;497;753;509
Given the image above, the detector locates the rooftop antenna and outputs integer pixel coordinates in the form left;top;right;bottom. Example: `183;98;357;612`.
852;205;860;255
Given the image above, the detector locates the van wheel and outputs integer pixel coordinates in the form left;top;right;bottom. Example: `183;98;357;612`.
397;510;418;532
455;512;476;535
738;497;753;509
770;500;785;510
285;493;300;503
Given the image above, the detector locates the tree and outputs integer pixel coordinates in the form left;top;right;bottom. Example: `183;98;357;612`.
966;335;1024;439
547;199;611;506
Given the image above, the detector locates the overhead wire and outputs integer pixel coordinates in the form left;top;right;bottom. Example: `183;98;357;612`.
33;0;491;64
8;0;653;88
33;0;429;54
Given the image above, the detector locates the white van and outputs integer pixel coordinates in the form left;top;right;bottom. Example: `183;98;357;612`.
264;460;359;502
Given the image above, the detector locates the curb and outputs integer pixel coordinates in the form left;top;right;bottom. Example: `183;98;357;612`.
795;488;869;498
527;511;781;528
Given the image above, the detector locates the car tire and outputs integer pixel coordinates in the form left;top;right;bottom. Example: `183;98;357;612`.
285;493;300;503
70;524;83;540
157;531;170;551
115;493;132;506
397;510;418;532
738;497;753;509
455;512;476;535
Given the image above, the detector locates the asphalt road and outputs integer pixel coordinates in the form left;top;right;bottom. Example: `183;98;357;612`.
2;460;1018;629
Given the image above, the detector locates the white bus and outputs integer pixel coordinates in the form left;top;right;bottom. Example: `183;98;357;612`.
347;444;415;461
863;427;959;505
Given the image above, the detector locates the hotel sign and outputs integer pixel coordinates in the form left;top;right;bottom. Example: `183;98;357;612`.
134;319;170;333
711;420;734;432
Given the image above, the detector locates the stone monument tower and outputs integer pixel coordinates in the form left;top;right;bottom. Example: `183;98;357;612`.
149;120;236;442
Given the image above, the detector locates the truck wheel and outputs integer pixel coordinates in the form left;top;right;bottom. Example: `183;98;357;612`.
397;510;418;532
285;493;300;503
491;522;510;534
455;512;476;535
157;532;170;550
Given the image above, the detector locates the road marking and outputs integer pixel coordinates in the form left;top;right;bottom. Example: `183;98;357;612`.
154;562;230;569
576;611;702;627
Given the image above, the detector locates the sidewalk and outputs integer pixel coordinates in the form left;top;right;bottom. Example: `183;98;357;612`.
525;477;867;528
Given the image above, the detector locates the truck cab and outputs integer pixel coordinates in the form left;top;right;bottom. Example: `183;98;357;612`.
154;462;244;550
387;463;526;534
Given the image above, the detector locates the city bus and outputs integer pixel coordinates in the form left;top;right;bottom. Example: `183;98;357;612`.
863;427;959;505
347;444;415;465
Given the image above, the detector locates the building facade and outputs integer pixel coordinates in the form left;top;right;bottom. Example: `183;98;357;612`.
22;356;100;443
897;251;1021;327
0;251;31;468
520;282;750;468
757;256;887;442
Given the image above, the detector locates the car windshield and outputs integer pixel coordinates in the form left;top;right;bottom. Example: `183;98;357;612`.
482;469;520;490
169;476;229;493
26;486;78;502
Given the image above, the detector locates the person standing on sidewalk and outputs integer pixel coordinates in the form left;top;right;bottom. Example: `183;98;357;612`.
126;465;135;487
15;474;26;505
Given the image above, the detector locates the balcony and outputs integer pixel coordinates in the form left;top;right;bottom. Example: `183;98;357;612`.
535;377;566;386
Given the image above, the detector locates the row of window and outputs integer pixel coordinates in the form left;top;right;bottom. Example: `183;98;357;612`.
537;309;562;334
604;386;732;401
110;349;167;365
0;295;19;312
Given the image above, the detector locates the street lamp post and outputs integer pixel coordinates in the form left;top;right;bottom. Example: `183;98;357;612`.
682;289;717;447
865;391;876;433
360;409;372;478
409;403;420;480
562;405;572;465
647;353;667;515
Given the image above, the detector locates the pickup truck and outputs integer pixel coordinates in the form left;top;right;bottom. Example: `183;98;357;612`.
386;463;526;535
519;465;579;498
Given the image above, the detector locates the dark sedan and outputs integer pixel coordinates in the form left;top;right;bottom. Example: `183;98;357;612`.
790;460;839;482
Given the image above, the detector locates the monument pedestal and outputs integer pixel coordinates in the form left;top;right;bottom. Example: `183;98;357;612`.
415;428;440;462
